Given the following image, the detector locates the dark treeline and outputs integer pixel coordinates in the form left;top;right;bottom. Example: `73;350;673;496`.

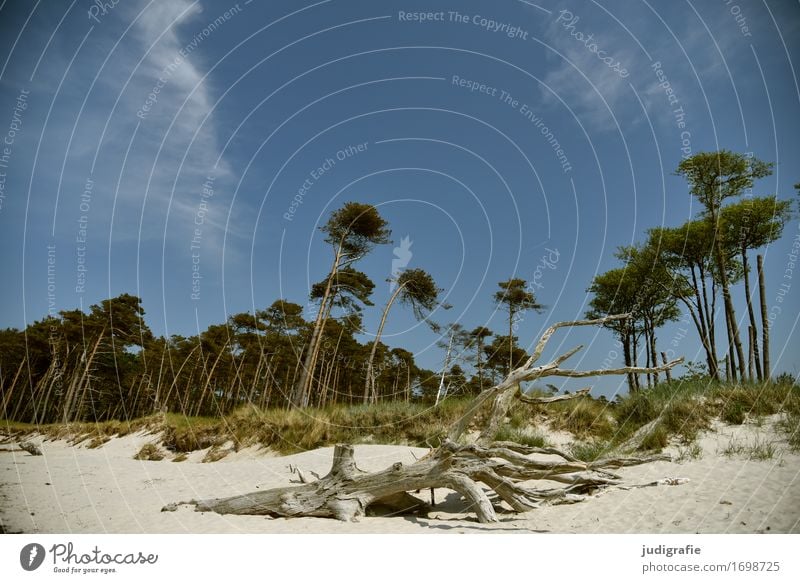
0;203;543;424
0;151;794;423
0;291;442;423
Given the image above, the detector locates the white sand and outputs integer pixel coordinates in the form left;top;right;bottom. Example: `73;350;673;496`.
1;418;798;534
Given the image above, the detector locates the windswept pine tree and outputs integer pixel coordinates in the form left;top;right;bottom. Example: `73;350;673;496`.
364;268;443;403
291;202;391;408
494;278;543;374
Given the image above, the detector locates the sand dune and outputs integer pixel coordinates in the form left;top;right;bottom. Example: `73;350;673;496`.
1;418;798;534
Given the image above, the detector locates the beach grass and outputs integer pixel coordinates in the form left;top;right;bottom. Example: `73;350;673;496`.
3;378;798;456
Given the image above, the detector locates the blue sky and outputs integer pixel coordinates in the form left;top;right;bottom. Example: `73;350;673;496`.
0;0;798;398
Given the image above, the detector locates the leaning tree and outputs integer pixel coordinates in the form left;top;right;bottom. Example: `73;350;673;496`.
292;203;391;407
363;268;442;404
165;314;683;524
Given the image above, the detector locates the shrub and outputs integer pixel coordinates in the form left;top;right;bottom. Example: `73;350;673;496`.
659;398;711;443
549;399;616;439
639;424;669;451
133;443;164;461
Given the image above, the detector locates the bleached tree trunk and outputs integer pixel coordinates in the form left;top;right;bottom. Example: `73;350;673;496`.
741;248;762;381
364;282;407;404
292;244;344;408
168;314;684;524
435;331;454;406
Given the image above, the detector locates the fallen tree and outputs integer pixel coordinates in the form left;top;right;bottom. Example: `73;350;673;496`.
164;314;684;523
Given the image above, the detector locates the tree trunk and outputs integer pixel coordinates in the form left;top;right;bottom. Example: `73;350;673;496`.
632;331;641;390
645;324;653;389
622;332;635;393
167;314;685;524
508;308;515;375
364;283;407;404
690;265;716;378
724;305;738;382
701;266;719;379
711;207;746;380
741;248;762;381
757;254;770;379
292;246;343;407
679;296;714;377
476;338;485;392
661;352;672;382
648;322;659;386
406;360;411;402
435;332;454;406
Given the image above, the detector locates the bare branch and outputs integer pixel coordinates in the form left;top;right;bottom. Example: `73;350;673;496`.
167;313;686;525
548;357;684;379
524;313;631;368
553;344;584;365
517;387;591;404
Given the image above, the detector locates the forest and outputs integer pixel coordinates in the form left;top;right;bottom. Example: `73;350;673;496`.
0;150;794;425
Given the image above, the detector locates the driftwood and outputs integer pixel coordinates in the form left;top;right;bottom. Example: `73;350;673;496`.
165;314;685;523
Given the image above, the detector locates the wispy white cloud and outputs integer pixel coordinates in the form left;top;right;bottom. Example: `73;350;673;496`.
123;0;236;243
539;8;643;132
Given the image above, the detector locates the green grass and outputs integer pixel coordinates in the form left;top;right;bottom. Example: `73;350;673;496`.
720;436;777;460
778;413;800;452
569;440;614;461
3;379;798;458
676;442;703;461
493;426;548;447
547;399;616;440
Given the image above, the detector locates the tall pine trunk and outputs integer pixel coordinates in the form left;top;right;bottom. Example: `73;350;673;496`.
757;254;770;379
711;207;746;380
364;283;407;404
292;246;343;407
741;247;762;381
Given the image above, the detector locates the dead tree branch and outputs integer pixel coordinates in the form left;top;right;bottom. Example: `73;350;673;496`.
166;314;684;523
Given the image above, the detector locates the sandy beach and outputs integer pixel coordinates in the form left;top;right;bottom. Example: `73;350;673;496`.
1;418;798;534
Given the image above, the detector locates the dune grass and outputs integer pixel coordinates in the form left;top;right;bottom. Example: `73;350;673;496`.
493;426;549;447
3;378;798;457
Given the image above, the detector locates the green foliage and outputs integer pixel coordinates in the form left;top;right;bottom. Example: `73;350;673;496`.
721;196;792;252
483;335;528;382
494;278;543;315
322;201;391;257
311;267;376;314
395;268;443;319
494;278;544;374
676;150;773;211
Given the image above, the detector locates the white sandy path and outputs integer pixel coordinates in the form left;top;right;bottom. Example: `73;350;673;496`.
1;419;798;534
